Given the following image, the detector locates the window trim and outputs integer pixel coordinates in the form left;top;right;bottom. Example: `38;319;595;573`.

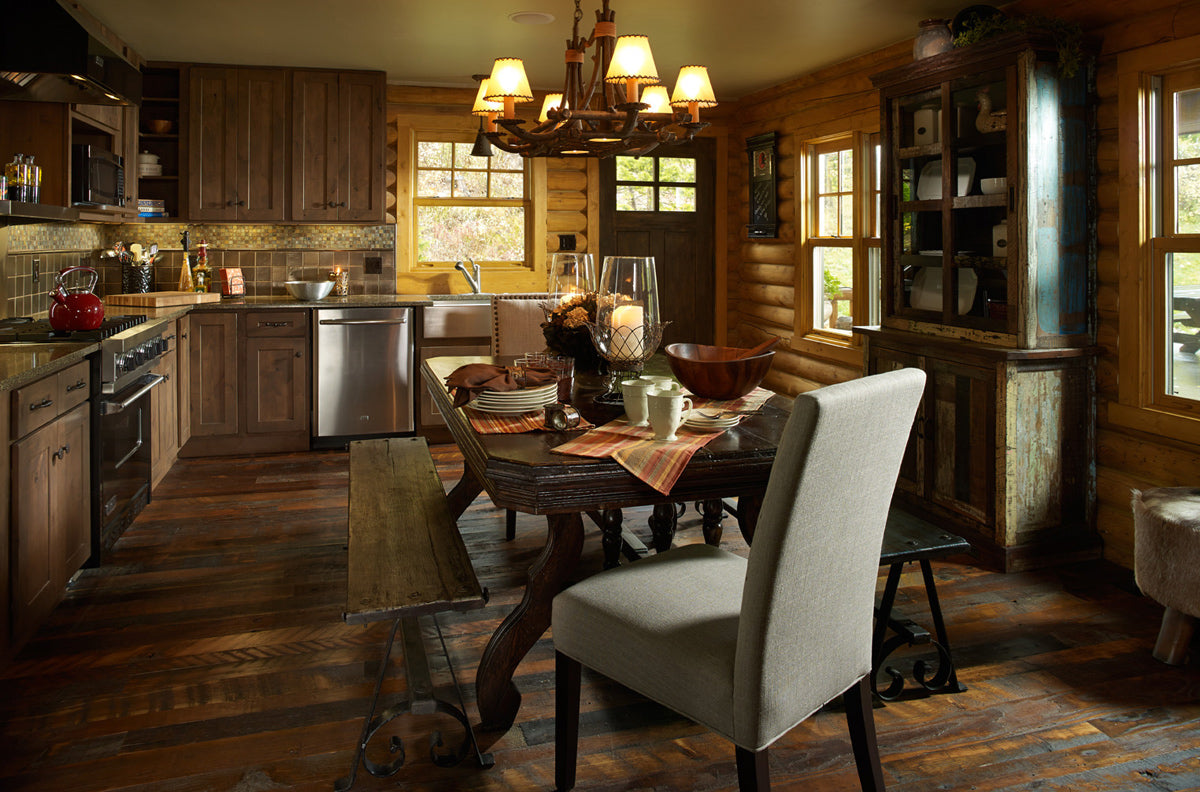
1113;34;1200;444
793;131;880;365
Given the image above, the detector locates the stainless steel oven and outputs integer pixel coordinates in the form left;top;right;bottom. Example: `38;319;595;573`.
95;321;169;557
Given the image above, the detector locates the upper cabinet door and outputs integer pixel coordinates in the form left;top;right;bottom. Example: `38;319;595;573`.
292;70;341;222
189;67;238;221
236;68;288;222
292;70;385;222
337;71;386;222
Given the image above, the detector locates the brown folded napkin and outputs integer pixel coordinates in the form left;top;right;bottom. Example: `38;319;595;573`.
445;363;559;408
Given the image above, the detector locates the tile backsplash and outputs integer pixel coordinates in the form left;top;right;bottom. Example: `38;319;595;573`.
3;222;397;317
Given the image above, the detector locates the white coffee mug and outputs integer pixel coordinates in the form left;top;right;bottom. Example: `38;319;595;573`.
640;375;676;389
647;390;693;441
621;379;656;427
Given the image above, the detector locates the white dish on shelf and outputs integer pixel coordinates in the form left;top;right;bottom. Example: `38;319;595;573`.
909;266;978;314
915;157;976;200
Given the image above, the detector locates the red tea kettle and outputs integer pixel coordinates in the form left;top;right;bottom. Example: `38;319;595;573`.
48;266;104;332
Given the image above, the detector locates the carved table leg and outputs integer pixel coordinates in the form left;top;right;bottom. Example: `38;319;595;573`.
600;509;624;569
736;492;764;546
446;465;485;521
475;512;584;732
699;499;724;546
648;503;678;552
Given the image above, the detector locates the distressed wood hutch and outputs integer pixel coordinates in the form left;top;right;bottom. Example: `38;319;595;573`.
857;33;1096;572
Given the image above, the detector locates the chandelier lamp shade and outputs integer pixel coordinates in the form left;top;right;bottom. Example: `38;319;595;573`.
473;0;717;158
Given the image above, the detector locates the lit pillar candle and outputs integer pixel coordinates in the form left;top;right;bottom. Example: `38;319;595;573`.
610;304;644;358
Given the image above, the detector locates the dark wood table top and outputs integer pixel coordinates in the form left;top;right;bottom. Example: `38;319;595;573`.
421;355;794;516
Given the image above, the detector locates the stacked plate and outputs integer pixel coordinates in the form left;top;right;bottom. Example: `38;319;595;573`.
684;411;740;432
472;383;558;415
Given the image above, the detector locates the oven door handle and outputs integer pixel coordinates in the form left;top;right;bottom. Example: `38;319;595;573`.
100;374;165;416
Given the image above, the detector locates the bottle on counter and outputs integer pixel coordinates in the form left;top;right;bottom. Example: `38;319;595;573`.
26;155;39;203
6;154;25;202
192;241;210;293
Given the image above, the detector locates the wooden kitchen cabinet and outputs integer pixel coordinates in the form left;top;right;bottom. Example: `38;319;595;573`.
181;310;310;457
150;324;179;490
188;66;288;222
11;400;89;645
139;64;187;221
176;314;192;450
291;70;386;222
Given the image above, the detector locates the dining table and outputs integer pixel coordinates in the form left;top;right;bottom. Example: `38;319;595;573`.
420;354;793;732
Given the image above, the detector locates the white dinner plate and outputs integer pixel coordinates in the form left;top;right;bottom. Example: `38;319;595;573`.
476;383;557;401
470;400;554;415
476;392;557;407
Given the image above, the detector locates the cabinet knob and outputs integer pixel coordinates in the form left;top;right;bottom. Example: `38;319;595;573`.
226;199;235;207
236;199;246;207
295;351;303;358
327;200;337;208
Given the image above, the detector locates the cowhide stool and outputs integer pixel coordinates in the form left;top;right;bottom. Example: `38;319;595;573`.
1133;487;1200;665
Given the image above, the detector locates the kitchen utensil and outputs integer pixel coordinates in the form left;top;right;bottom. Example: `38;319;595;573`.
736;336;781;359
48;266;104;331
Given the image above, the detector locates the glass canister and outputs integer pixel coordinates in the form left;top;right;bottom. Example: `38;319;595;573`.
914;19;953;60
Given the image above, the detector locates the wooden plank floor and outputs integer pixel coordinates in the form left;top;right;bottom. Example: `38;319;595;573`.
2;447;1199;791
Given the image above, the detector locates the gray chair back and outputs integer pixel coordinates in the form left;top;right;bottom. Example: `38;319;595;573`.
733;367;926;748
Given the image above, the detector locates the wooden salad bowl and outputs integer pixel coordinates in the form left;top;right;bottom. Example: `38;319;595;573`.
665;342;775;400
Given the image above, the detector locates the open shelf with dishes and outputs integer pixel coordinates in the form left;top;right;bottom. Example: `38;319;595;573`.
137;64;185;222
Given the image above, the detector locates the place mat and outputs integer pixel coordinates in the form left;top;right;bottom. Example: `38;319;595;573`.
466;407;594;434
686;386;775;415
552;419;723;495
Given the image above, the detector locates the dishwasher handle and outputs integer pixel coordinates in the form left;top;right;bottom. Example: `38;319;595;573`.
318;317;409;326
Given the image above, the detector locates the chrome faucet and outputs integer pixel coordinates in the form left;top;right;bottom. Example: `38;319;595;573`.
455;258;482;294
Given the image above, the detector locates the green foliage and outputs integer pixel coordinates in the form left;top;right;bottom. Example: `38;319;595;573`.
953;14;1084;78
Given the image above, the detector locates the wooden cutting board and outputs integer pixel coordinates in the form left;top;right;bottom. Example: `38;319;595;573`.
105;291;223;307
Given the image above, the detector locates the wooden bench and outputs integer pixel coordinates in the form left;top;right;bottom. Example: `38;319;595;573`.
336;437;492;791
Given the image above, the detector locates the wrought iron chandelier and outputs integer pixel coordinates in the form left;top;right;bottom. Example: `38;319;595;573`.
471;0;717;158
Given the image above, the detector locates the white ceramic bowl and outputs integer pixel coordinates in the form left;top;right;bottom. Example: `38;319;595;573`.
285;280;334;300
981;177;1007;195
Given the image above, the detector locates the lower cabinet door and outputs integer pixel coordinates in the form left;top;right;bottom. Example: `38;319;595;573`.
245;335;309;435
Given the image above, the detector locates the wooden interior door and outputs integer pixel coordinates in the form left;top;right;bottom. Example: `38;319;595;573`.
599;139;716;348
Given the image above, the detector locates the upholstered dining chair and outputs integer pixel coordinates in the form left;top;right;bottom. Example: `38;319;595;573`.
491;293;551;539
552;367;927;791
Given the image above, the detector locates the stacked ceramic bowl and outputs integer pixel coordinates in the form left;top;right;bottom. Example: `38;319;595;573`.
472;382;558;414
684;410;740;432
137;152;162;177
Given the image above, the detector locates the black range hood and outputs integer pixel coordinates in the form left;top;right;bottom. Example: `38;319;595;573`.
0;1;141;107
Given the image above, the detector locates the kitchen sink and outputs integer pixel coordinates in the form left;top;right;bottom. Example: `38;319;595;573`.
427;293;492;304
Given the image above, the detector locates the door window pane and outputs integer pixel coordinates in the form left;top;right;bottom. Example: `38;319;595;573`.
617;157;654;182
614;156;697;213
658;158;696;183
659;186;696;212
616;185;654;211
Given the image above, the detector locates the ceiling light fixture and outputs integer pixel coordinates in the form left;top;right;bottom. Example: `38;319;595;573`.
472;0;716;158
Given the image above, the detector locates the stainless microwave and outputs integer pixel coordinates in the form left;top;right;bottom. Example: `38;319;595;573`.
71;145;125;207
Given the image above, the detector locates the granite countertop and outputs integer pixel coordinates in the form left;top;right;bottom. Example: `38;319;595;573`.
0;343;96;392
187;294;439;310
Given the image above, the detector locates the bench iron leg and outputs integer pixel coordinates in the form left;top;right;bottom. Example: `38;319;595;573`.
335;615;494;791
872;560;966;701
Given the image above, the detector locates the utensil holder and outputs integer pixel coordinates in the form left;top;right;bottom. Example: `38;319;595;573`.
122;262;152;294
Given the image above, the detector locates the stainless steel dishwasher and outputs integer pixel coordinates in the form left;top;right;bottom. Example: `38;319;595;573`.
313;307;414;440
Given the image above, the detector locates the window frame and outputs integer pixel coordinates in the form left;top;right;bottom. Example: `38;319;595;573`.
613;155;698;213
1114;35;1200;444
794;131;880;364
400;129;546;279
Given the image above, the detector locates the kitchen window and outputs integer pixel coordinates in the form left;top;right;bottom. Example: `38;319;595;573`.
797;133;880;355
414;139;529;266
1116;37;1200;443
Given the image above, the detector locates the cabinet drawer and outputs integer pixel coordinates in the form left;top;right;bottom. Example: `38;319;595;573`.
57;361;91;414
12;360;92;439
12;376;59;438
245;311;309;337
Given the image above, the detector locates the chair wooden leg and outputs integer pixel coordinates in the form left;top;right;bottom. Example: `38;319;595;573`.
505;509;516;541
844;676;886;791
555;651;582;791
735;746;770;792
